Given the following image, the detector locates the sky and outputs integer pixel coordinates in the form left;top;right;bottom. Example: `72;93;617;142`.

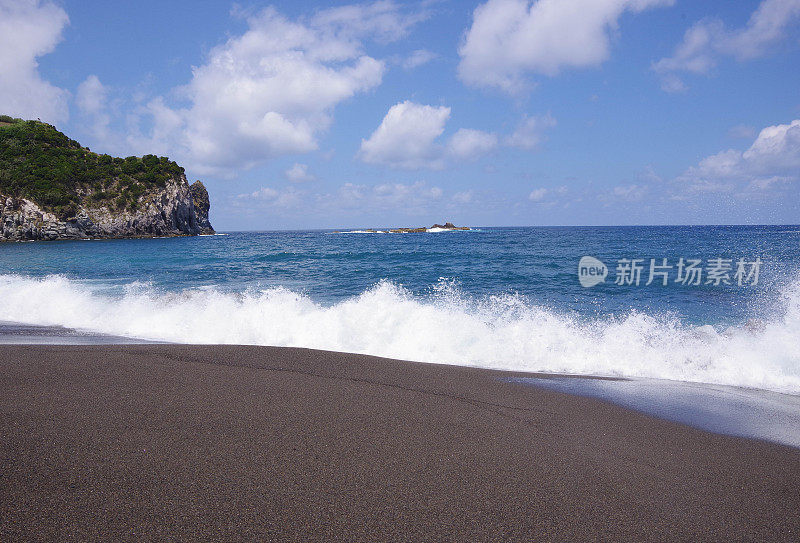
1;0;799;229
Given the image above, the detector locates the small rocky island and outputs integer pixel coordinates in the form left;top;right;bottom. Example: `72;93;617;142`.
336;222;471;233
0;115;213;241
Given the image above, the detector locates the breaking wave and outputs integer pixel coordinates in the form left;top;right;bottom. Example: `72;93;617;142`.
1;273;799;393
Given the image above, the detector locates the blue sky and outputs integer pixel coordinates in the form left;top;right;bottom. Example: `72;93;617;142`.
2;0;799;229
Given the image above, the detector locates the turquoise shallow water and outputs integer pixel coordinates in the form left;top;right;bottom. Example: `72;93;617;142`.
1;226;799;393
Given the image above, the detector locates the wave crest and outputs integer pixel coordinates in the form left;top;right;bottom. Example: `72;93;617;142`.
1;274;799;393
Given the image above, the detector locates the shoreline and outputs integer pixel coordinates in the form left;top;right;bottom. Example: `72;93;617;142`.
2;344;799;540
2;321;799;448
0;320;158;345
0;232;214;243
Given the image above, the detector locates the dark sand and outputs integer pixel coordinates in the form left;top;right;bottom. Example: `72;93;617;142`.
1;345;799;541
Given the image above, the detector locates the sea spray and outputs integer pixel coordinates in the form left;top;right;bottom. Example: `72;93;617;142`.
1;273;799;393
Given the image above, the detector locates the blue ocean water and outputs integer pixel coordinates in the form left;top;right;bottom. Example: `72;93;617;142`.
1;226;799;392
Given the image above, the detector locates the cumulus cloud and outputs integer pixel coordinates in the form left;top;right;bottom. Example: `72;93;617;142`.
447;128;499;159
653;0;800;92
359;101;500;169
677;119;800;192
457;0;674;92
359;101;451;169
285;163;316;183
76;75;110;139
125;2;423;175
506;113;556;150
0;0;69;123
76;75;106;115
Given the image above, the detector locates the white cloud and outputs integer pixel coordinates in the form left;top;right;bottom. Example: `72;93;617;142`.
76;75;110;139
126;3;424;175
310;0;428;44
359;101;451;169
76;75;106;115
678;119;800;191
612;184;648;201
359;101;500;169
742;119;800;172
333;181;443;212
285;163;316;183
653;0;800;92
402;49;437;69
458;0;674;92
529;185;568;202
373;181;442;202
447;128;499;159
506;113;556;150
528;188;548;201
246;187;279;200
0;0;69;123
237;186;304;208
747;176;792;191
236;180;444;216
223;180;500;225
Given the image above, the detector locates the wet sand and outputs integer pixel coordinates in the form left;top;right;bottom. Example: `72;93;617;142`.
1;344;799;541
0;321;156;345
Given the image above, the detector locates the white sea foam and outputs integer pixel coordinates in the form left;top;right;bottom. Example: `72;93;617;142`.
335;228;470;234
1;274;799;393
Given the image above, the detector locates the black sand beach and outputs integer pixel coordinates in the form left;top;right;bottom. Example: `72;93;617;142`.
2;344;799;541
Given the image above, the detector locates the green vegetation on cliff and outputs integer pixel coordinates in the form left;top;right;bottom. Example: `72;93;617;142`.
0;115;186;219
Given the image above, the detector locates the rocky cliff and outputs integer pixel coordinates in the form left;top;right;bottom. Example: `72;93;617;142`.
0;115;213;241
1;177;213;241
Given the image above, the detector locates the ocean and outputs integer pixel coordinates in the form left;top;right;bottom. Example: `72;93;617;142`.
1;226;799;394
